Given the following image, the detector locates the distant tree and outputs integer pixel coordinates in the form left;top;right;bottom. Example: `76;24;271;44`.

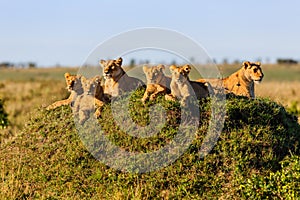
28;62;36;68
189;57;195;63
233;59;240;65
256;57;262;63
277;58;298;65
0;62;13;68
138;60;150;65
0;99;9;129
129;59;135;68
222;58;229;65
171;60;177;65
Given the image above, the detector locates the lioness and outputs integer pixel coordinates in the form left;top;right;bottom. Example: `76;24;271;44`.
165;64;210;106
100;57;144;99
197;61;263;98
46;72;83;110
142;64;171;103
73;76;106;124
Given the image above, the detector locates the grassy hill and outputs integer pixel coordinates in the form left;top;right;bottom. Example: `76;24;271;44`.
0;89;299;199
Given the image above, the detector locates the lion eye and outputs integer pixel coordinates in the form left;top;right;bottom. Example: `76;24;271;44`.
253;68;258;73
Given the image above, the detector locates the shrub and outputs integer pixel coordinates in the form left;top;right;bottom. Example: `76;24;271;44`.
240;155;300;199
0;90;299;199
0;99;9;129
287;101;299;116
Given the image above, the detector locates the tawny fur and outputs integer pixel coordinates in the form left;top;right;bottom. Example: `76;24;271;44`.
142;64;171;103
46;72;83;110
197;61;264;98
73;76;107;124
100;57;144;99
165;64;210;106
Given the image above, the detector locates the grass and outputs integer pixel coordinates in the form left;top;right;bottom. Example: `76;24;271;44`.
0;88;300;199
0;67;78;141
0;80;68;142
256;81;300;114
0;67;78;81
0;64;299;199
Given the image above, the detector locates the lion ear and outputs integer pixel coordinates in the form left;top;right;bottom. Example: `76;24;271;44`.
255;61;261;66
99;60;106;66
143;65;148;72
157;64;165;71
243;61;251;69
183;64;191;73
81;76;86;82
77;74;82;79
116;57;123;66
94;76;101;84
169;65;177;71
64;72;70;79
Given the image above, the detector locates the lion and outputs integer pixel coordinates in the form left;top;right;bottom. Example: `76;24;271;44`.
197;61;263;98
100;57;144;99
46;72;83;110
165;64;210;106
73;76;107;124
141;64;171;103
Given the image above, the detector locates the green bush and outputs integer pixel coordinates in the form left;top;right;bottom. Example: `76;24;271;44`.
240;155;300;199
0;99;9;129
287;101;300;116
0;89;299;199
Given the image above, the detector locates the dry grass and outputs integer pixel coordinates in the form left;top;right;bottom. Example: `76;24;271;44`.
0;80;67;142
256;81;300;123
0;67;78;140
256;81;300;107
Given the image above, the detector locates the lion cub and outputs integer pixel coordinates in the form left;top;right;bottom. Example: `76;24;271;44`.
142;64;171;103
100;57;144;99
73;76;106;124
165;64;210;106
197;61;264;98
46;72;83;110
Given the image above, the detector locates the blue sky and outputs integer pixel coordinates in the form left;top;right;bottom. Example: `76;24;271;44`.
0;0;299;66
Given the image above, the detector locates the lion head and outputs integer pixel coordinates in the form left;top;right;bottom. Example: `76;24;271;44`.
143;64;166;84
64;72;82;92
243;61;264;84
80;76;102;96
169;64;191;84
100;57;124;80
